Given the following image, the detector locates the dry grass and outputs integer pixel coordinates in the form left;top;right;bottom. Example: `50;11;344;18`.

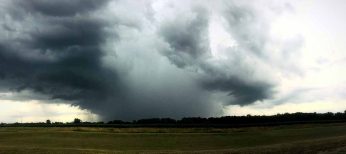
0;123;346;153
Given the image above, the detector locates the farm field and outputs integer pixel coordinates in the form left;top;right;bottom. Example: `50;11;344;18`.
0;123;346;153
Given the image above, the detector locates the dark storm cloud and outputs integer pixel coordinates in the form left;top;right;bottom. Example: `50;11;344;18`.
158;3;275;105
31;18;106;50
160;7;210;68
201;76;274;105
0;0;123;112
15;0;109;17
0;0;294;120
0;0;217;121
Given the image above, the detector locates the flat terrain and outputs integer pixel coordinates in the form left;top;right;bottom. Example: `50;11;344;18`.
1;123;346;153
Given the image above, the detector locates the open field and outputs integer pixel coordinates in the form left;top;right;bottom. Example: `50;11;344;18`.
0;123;346;153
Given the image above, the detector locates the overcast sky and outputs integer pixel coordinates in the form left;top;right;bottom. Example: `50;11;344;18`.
0;0;346;122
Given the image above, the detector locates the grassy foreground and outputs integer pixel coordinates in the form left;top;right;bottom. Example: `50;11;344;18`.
0;123;346;153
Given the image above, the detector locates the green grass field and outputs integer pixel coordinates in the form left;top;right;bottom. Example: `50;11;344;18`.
1;123;346;153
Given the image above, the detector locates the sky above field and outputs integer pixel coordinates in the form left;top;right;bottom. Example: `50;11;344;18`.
0;0;346;122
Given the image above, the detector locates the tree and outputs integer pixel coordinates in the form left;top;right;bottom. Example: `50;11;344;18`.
46;119;51;124
73;118;82;124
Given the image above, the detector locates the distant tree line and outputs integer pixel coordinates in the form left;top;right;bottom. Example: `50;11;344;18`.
129;111;346;126
1;111;346;128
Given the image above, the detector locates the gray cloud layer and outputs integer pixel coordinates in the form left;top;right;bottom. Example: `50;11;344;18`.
0;0;298;120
